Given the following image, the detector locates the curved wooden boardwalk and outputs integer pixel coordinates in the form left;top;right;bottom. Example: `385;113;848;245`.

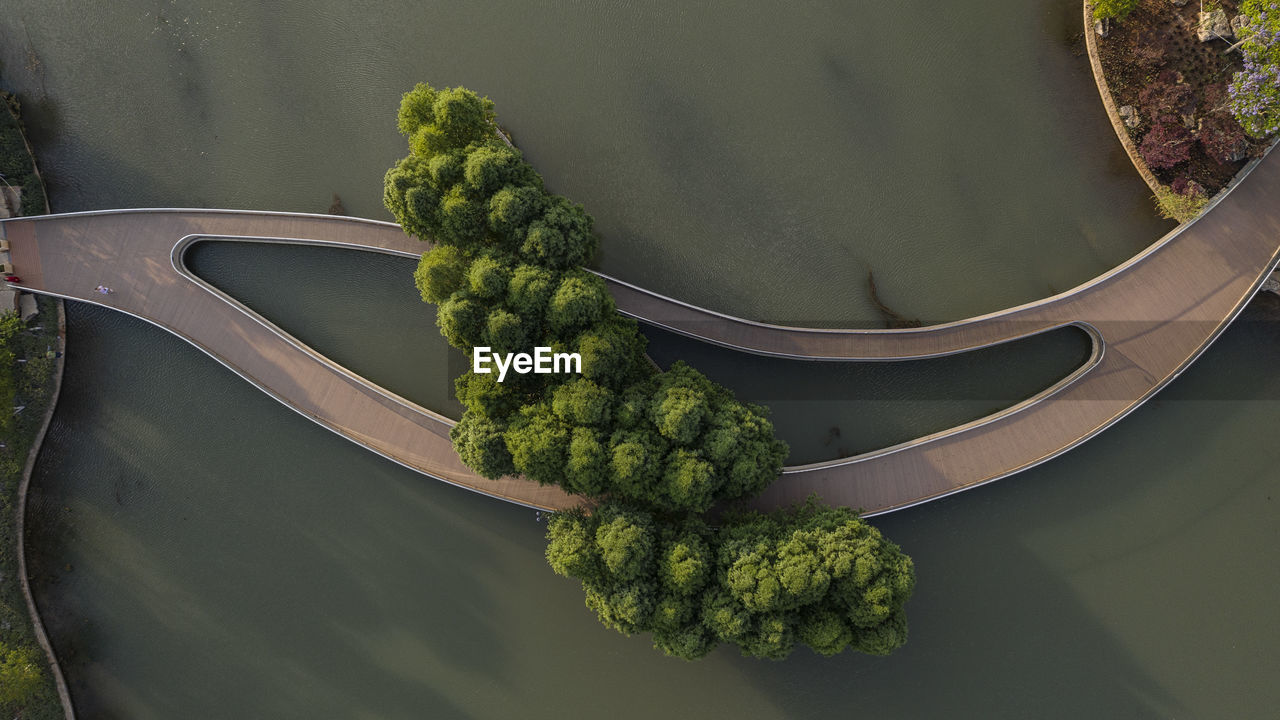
2;140;1278;513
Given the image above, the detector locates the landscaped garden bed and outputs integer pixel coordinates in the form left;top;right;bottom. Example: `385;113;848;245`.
1093;0;1278;218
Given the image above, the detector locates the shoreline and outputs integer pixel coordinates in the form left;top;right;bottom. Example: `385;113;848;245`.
1083;1;1164;196
15;297;71;720
2;91;75;719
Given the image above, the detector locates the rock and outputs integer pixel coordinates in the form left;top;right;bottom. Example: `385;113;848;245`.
1119;105;1142;129
1095;18;1110;38
1262;272;1280;296
1232;14;1251;37
1170;0;1189;6
1198;9;1231;42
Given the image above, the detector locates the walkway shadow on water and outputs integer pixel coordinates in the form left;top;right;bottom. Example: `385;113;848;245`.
27;304;503;718
726;298;1280;718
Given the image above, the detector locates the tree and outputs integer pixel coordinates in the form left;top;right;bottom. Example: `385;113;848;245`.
506;263;558;319
1138;69;1195;122
660;448;716;511
467;254;511;299
485;307;527;355
504;404;571;487
396;82;439;136
489;184;545;247
436;296;486;350
547;271;614;336
609;430;667;499
593;505;656;581
454;371;521;419
546;511;603;583
450;410;516;479
520;195;598;269
650;385;710;446
404;85;497;156
414;245;470;304
566;426;610;495
574;317;650;389
438;186;489;249
552;378;613;426
463;145;537;197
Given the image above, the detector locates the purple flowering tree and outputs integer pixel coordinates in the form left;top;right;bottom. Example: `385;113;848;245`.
1229;1;1280;137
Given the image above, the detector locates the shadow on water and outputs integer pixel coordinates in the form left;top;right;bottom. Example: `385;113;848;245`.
643;323;1092;464
184;240;466;419
734;298;1280;718
27;305;493;718
25;286;1280;718
188;239;1094;465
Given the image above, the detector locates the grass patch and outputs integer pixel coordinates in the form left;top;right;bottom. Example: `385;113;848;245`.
1152;183;1210;222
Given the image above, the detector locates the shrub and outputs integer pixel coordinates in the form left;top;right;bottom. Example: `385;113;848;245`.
1198;114;1251;164
1092;0;1140;22
1138;70;1195;123
1139;123;1194;169
1153;183;1209;223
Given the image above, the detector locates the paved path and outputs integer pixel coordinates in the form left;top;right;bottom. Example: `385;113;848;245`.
2;143;1278;513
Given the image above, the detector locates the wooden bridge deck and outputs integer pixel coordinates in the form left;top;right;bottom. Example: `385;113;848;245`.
2;143;1277;513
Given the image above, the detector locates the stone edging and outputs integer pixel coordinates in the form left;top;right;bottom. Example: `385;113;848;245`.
15;297;74;719
1083;2;1164;196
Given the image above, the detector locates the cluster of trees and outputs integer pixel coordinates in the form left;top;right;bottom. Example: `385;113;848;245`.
384;83;913;659
1229;0;1280;137
546;501;914;659
384;84;787;513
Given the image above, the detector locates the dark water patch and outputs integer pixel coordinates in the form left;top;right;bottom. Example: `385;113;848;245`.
185;240;465;419
643;324;1092;464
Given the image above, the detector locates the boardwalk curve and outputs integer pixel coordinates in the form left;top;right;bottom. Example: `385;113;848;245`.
2;141;1278;514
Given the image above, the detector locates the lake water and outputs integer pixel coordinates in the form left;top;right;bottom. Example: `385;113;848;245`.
5;0;1279;716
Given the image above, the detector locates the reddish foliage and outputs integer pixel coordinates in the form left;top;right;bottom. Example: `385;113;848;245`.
1139;69;1195;123
1198;114;1250;164
1139;123;1194;169
1202;82;1231;116
1170;175;1205;197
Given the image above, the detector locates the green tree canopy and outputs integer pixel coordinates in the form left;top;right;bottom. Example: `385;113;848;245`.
385;82;911;661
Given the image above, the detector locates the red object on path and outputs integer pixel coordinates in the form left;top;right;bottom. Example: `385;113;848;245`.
4;275;20;283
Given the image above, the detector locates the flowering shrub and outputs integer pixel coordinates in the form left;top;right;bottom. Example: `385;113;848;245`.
1229;1;1280;137
1140;123;1195;169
